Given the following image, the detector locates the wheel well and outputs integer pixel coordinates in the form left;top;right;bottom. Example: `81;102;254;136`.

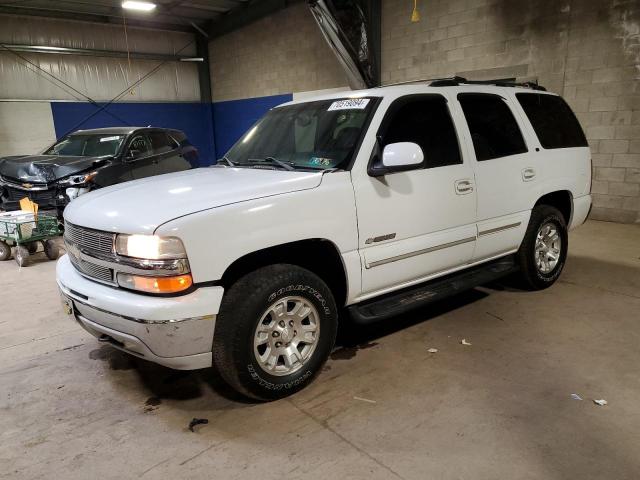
534;190;572;225
220;239;348;307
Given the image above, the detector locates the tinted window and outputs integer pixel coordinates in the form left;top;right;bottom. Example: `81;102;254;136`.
381;95;461;168
516;93;588;149
127;134;152;158
149;131;177;155
458;93;527;161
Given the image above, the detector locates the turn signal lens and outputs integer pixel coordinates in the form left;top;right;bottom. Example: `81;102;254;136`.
117;273;193;294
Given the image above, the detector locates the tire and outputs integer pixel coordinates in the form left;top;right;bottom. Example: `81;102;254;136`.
26;242;38;254
14;246;29;267
516;205;568;290
44;239;60;260
0;241;10;261
213;264;338;401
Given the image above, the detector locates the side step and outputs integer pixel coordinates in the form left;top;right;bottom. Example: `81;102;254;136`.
348;256;517;324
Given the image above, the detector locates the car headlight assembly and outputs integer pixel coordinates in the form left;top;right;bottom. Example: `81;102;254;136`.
114;234;192;294
58;171;98;186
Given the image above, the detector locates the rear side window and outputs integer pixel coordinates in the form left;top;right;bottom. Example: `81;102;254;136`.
516;93;588;149
381;95;461;168
458;93;528;161
149;131;177;155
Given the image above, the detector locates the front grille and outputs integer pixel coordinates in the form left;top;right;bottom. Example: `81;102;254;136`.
4;186;56;203
64;222;117;284
69;253;114;284
64;222;115;256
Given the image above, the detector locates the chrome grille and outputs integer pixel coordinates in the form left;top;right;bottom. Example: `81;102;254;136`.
64;222;115;256
69;253;114;284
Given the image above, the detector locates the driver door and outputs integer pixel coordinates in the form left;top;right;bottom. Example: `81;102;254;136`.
351;94;478;296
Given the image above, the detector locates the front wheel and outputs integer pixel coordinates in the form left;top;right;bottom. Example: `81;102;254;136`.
212;264;338;401
516;205;568;290
14;246;29;267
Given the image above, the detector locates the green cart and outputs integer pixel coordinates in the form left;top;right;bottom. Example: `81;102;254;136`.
0;212;61;267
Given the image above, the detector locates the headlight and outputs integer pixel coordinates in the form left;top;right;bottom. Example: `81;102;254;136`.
58;171;98;186
115;234;187;260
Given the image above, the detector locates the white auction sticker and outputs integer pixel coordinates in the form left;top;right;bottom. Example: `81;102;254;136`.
99;136;121;142
328;98;370;111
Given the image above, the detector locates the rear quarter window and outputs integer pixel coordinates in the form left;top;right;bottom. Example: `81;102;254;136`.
516;93;588;149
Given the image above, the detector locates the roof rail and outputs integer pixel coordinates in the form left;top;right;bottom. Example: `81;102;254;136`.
380;76;546;91
430;76;546;91
379;76;460;87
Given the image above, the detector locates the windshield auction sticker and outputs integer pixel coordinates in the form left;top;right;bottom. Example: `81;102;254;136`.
328;98;370;111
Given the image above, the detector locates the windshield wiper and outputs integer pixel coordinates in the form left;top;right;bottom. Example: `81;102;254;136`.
247;157;295;171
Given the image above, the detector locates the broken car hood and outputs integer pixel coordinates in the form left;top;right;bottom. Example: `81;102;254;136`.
63;166;325;234
0;155;109;184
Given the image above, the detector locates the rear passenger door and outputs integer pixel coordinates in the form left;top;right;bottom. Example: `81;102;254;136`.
148;130;191;174
455;92;533;262
353;94;477;296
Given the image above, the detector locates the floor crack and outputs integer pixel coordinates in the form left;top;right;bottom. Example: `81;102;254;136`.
287;399;406;480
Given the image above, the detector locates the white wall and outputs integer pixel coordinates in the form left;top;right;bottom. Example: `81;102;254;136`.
0;101;56;156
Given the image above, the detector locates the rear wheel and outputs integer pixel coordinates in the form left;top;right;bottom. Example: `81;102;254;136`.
0;241;10;261
44;239;60;260
516;205;568;290
26;242;38;254
212;264;338;401
14;246;29;267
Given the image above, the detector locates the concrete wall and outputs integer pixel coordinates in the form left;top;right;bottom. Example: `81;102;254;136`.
0;102;56;156
382;0;640;223
208;2;348;102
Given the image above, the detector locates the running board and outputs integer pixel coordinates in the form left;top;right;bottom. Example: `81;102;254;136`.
348;256;517;324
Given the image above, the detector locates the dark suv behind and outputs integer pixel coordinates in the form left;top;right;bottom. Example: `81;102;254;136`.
0;127;199;218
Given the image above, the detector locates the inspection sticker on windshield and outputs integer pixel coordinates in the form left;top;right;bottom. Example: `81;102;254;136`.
328;98;370;111
99;136;121;142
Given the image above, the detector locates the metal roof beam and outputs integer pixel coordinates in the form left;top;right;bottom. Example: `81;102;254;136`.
208;0;303;38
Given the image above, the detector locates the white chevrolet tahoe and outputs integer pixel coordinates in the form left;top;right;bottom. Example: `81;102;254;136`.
57;78;592;400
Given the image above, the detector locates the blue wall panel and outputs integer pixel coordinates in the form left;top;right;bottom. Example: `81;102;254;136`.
212;93;292;158
50;102;216;167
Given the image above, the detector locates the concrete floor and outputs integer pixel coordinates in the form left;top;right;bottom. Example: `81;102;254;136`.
1;220;639;480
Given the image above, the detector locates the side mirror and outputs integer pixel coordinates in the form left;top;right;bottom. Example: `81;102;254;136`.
369;142;425;177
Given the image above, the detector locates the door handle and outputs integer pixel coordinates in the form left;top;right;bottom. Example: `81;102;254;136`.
455;179;474;195
522;167;536;181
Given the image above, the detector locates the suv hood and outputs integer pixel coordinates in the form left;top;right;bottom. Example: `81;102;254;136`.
0;155;109;184
64;167;324;234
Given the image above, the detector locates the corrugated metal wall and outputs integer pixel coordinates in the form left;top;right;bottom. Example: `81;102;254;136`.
0;15;199;102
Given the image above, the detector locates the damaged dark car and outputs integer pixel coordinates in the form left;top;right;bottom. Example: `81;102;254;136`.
0;127;199;218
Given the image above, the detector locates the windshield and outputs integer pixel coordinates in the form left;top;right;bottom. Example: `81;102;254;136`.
44;134;126;157
225;97;376;170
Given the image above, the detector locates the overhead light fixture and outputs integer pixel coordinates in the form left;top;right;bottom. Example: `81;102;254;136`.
122;1;156;12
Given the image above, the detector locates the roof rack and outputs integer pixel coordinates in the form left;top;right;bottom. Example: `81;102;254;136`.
380;76;546;91
430;76;546;91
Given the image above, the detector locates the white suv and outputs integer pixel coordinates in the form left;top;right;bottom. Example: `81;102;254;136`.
57;78;592;400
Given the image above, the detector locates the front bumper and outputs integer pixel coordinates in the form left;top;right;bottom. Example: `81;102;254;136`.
0;184;68;213
56;254;224;370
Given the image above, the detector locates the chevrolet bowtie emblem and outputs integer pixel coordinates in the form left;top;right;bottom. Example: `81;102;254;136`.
22;183;33;189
